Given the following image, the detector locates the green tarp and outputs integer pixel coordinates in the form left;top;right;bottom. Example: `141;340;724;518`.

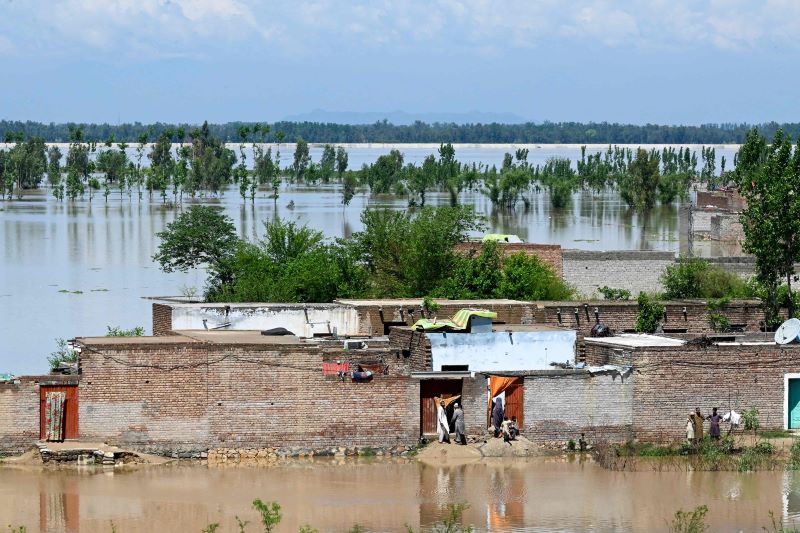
412;309;497;332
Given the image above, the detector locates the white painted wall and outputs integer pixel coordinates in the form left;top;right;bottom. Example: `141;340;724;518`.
427;330;577;372
170;305;361;338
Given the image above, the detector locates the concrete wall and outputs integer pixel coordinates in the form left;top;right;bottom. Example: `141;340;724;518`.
562;250;675;297
710;213;744;242
157;303;361;338
426;330;576;372
523;371;633;443
77;338;422;455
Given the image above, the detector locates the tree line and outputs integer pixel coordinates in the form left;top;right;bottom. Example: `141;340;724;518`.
1;123;728;214
3;119;800;144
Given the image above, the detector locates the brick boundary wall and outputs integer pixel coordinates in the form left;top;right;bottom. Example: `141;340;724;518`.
0;375;80;454
562;250;676;298
453;242;563;278
77;338;424;455
585;341;800;442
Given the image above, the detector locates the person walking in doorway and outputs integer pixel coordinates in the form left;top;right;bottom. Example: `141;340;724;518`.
437;400;450;444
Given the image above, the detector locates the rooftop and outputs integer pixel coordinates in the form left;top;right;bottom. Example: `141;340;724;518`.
584;334;687;348
335;298;523;307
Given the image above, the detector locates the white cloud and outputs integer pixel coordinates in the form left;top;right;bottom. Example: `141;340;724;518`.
2;0;800;60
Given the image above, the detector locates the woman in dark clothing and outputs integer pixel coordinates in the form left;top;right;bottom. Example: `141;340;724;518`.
492;397;504;437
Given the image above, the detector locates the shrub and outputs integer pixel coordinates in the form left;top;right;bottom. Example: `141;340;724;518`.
789;440;800;470
599;286;631;301
106;326;145;337
252;499;281;533
567;440;576;451
498;252;575;301
47;338;77;370
662;257;749;299
742;408;760;432
668;505;709;533
635;293;665;333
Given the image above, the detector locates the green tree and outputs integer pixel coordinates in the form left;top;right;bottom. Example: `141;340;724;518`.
335;146;349;179
661;257;748;299
319;144;336;183
733;129;800;324
499;252;575;300
153;206;239;274
619;148;660;212
292;137;311;181
47;145;63;199
341;173;357;207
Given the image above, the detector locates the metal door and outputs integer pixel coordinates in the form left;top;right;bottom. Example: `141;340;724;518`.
503;378;524;428
790;379;800;429
40;385;79;440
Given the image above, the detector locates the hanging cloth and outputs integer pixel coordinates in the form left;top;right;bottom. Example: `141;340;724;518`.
44;391;66;442
435;394;461;408
487;376;519;425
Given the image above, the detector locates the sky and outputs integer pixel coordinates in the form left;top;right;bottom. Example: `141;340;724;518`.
1;0;799;125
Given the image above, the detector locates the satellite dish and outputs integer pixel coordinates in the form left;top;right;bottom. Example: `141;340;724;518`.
775;318;800;344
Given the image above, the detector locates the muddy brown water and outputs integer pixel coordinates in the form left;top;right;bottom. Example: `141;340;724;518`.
2;457;800;532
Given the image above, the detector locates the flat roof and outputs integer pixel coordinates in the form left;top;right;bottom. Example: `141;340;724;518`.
158;302;345;310
77;335;201;346
175;330;305;345
584;334;686;348
393;324;570;333
335;298;523;306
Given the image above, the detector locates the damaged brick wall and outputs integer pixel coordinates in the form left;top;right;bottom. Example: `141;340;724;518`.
523;371;634;443
78;339;423;454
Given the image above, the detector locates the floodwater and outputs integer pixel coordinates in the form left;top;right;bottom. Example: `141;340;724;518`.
0;145;738;374
1;457;799;532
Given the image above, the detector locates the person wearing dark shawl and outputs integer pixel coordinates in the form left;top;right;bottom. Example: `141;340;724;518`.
451;403;466;445
492;397;504;437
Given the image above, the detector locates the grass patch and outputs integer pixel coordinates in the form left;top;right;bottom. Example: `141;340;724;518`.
358;447;376;457
759;430;795;439
638;443;680;457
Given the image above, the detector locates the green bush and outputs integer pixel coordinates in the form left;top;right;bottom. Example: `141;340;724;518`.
598;286;631;301
662;257;749;299
668;505;709;533
635;293;665;333
789;440;800;470
498;252;575;301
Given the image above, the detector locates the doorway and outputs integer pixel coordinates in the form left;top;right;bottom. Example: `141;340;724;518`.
420;379;463;434
40;384;79;440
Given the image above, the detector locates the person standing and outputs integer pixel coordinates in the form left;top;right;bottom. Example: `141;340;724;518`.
452;403;466;445
709;407;722;440
692;407;705;444
686;413;695;445
492;397;504;438
437;400;450;444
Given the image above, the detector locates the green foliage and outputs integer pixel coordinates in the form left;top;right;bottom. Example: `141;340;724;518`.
422;296;441;314
432;503;474;533
47;338;77;370
499;252;575;301
567;440;576;451
707;297;731;332
201;524;220;533
788;440;800;470
106;326;145;337
207;219;368;303
299;526;319;533
153;206;239;273
292;138;310;181
742;408;760;431
635;293;665;333
661;257;749;299
619;148;660;212
356;206;484;297
637;443;679;457
252;499;282;533
598;286;631;301
734;129;800;324
667;505;709;533
758;430;794;439
341;173;357;206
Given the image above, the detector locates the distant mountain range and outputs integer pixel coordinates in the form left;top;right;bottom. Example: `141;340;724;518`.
280;109;530;125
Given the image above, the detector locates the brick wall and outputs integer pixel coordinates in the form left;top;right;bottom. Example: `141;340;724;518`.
0;375;79;454
460;374;488;434
583;341;800;442
77;339;423;454
389;328;433;371
152;303;173;336
453;242;563;278
710;213;744;243
562;250;676;297
0;379;39;454
523;371;634;443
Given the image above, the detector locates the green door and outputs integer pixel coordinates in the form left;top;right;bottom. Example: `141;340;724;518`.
789;379;800;429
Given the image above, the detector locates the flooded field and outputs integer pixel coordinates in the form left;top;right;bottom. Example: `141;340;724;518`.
1;457;799;532
0;144;739;374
